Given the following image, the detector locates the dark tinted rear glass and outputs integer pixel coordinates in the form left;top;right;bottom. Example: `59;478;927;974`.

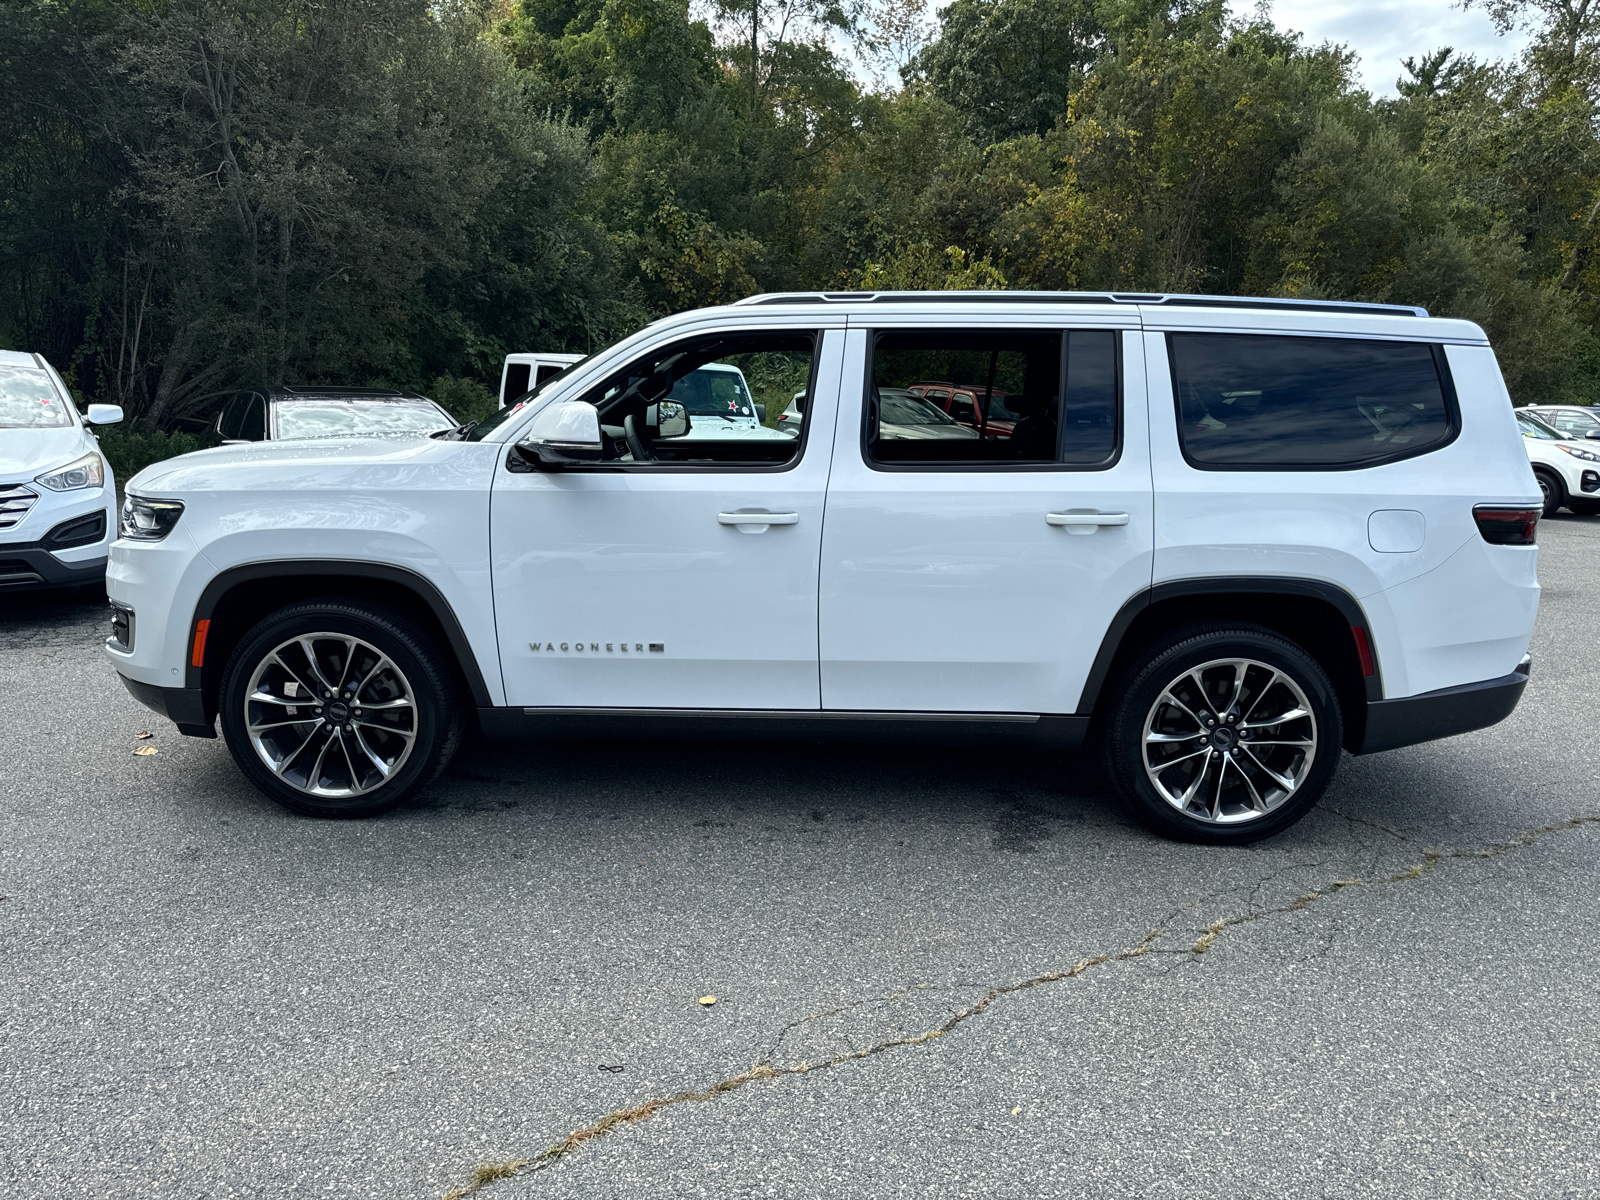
1170;334;1455;469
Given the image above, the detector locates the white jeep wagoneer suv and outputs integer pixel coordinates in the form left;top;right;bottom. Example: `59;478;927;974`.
105;293;1541;843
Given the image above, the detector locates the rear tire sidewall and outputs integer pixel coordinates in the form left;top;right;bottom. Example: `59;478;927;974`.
219;600;460;817
1101;625;1342;845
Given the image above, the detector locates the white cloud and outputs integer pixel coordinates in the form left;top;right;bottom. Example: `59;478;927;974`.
1264;0;1530;94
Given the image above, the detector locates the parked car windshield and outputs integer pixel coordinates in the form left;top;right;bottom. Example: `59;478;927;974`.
880;390;956;425
0;365;73;429
275;400;454;440
1518;415;1564;441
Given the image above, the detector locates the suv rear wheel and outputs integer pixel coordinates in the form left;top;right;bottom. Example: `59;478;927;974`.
219;599;463;817
1101;624;1342;844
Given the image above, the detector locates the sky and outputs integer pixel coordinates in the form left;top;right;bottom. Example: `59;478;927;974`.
1264;0;1531;95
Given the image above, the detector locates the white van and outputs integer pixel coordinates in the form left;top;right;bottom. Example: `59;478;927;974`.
498;353;583;408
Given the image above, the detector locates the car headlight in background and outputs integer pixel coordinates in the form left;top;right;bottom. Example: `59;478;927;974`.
1555;444;1600;463
34;452;105;491
119;496;185;541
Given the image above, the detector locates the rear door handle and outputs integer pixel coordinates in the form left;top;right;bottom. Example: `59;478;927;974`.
1046;511;1130;528
718;511;800;533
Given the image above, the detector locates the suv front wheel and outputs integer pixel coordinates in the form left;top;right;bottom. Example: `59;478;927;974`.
219;599;463;817
1102;624;1342;844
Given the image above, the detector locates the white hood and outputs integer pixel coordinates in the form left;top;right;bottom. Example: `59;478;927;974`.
0;426;91;481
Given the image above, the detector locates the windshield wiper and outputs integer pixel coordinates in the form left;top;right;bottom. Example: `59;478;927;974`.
432;420;478;441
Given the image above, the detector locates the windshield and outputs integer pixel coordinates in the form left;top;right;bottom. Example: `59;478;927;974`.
465;352;594;441
666;366;756;420
1518;415;1564;441
275;400;453;440
0;365;73;429
880;390;956;425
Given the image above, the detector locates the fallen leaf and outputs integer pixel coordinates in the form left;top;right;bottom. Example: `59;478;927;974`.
698;995;716;1006
135;730;154;740
1011;1107;1022;1116
133;746;159;756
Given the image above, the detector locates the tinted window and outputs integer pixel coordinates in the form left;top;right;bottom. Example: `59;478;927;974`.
237;394;266;441
535;363;565;386
1170;334;1455;469
869;329;1119;467
503;363;531;403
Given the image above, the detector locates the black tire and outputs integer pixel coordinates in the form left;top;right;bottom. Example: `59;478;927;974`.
1100;623;1342;845
1534;467;1565;518
219;598;463;817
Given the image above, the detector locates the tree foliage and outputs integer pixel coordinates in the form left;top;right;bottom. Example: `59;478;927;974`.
5;0;1600;423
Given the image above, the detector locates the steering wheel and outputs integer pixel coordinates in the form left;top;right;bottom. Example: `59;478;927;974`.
624;413;656;462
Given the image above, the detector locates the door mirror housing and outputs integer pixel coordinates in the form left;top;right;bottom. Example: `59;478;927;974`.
1585;429;1600;440
518;401;604;466
84;404;124;426
647;401;690;440
755;403;767;424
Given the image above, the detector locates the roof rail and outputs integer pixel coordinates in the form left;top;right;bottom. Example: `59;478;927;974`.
732;291;1428;318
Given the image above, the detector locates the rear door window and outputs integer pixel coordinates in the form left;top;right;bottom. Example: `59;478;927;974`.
1169;333;1457;470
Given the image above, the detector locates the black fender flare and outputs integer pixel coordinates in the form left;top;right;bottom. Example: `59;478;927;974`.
1076;576;1382;714
186;560;494;707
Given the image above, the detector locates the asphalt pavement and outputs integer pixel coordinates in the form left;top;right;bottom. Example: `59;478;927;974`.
2;520;1598;1199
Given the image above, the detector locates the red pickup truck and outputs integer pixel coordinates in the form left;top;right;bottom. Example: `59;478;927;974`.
906;381;1019;439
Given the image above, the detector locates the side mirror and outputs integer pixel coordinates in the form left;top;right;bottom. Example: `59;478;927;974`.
1585;429;1600;440
84;404;123;426
517;401;604;466
646;400;690;439
755;403;767;424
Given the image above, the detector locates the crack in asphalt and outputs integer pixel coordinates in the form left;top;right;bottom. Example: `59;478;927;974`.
440;812;1600;1199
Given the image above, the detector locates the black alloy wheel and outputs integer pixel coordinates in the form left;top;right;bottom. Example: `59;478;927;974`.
1101;623;1342;844
219;598;463;817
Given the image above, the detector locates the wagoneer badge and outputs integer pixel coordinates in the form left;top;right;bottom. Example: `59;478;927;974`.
531;642;665;653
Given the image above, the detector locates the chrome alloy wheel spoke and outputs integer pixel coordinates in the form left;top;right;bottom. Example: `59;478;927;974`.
1141;656;1316;825
245;631;417;799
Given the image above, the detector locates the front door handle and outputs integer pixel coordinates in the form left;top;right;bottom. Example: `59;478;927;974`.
1046;510;1130;534
718;511;800;534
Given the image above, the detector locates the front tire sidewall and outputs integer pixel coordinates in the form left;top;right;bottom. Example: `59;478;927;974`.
220;601;459;817
1102;627;1342;845
1535;469;1565;518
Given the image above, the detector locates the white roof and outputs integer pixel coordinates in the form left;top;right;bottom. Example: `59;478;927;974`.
0;349;39;367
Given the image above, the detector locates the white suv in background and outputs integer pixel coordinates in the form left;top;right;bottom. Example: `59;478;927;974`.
105;293;1540;844
1516;411;1600;516
0;349;123;594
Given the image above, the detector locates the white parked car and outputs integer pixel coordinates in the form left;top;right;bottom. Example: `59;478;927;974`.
498;352;584;408
1520;404;1600;441
106;293;1539;844
1516;412;1600;516
0;349;122;594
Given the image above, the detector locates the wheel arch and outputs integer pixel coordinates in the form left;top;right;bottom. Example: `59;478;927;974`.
1079;578;1380;753
187;561;493;722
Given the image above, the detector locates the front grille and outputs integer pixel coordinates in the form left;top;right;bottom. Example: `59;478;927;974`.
0;482;39;531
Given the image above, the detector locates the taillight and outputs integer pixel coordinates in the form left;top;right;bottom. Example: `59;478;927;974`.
1473;505;1539;546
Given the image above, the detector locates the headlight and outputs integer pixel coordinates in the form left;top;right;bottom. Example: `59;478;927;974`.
119;496;185;541
1556;444;1600;462
34;452;105;491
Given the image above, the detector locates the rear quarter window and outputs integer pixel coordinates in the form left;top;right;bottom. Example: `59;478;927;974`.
1169;333;1458;470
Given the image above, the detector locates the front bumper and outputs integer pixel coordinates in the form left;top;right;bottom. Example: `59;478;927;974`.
0;541;108;590
1357;657;1531;755
117;673;216;739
